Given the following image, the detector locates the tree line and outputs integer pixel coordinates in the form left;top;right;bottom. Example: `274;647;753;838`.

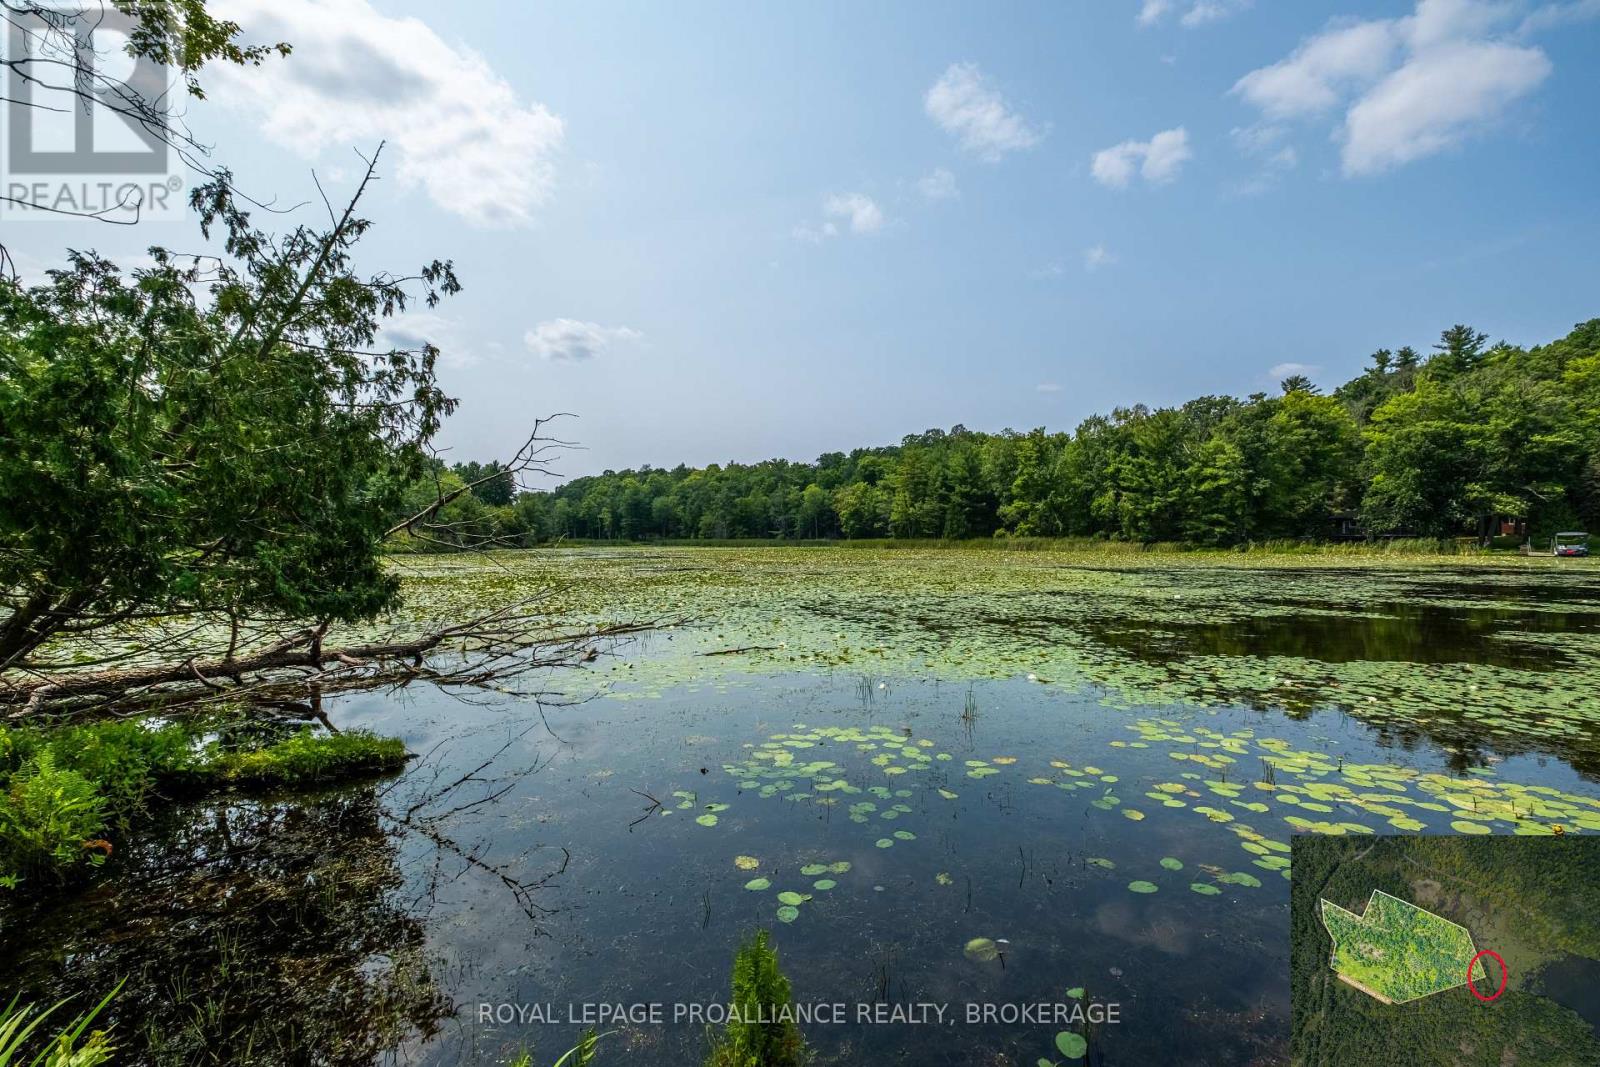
417;320;1600;549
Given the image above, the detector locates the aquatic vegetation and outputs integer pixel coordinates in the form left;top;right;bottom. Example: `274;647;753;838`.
964;938;1001;963
1127;881;1159;894
734;855;761;870
1160;857;1184;871
1054;1030;1088;1059
743;878;771;891
2;786;453;1064
398;547;1600;772
704;931;807;1067
0;719;409;887
0;979;120;1067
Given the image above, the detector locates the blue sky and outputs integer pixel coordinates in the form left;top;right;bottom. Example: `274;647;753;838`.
11;0;1600;480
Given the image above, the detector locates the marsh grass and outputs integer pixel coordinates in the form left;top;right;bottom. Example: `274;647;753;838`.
0;980;121;1067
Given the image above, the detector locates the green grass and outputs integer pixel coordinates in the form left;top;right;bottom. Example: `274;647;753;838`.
0;980;121;1067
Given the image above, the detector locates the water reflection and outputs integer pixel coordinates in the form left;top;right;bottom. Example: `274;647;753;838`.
1;787;450;1066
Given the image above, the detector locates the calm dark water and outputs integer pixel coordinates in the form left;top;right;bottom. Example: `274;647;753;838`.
6;568;1600;1065
9;664;1600;1066
1535;953;1600;1035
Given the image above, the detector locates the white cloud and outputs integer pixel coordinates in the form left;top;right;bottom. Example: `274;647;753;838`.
1519;0;1600;33
1342;41;1549;174
1084;244;1116;271
211;0;564;227
1036;382;1063;393
1231;0;1561;176
524;319;642;362
1138;0;1251;27
916;167;959;203
794;193;883;242
1181;0;1253;27
1138;0;1174;26
824;193;885;234
791;221;838;244
1270;361;1320;378
1091;143;1142;189
924;62;1042;161
1232;20;1402;119
1229;124;1299;194
1091;127;1192;188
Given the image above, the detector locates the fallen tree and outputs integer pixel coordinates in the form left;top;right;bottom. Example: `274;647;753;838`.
0;602;661;718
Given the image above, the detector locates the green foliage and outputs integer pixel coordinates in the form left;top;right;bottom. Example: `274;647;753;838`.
0;979;121;1067
0;752;106;882
704;930;807;1067
0;160;459;668
20;721;198;823
199;729;407;788
503;320;1599;547
552;1029;606;1066
0;719;406;886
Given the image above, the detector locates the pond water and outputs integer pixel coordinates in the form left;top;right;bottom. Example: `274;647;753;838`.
5;549;1600;1066
1534;953;1600;1036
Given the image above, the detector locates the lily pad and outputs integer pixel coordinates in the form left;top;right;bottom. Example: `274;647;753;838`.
964;937;1001;963
1160;857;1184;871
1128;880;1159;894
776;905;800;923
743;877;771;891
1054;1031;1087;1059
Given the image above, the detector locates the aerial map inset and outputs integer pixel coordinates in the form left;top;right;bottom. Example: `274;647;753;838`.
1294;836;1600;1066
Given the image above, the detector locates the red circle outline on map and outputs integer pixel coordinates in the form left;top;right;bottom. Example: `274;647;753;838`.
1467;950;1507;1002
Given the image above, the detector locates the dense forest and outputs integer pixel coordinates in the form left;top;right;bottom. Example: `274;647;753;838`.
414;320;1600;548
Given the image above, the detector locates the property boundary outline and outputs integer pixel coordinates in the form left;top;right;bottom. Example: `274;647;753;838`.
1319;888;1480;1005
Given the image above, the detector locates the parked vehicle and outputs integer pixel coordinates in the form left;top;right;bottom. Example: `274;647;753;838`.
1553;532;1590;557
